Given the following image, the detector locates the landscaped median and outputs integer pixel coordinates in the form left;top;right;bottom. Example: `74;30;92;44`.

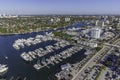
95;65;106;80
95;47;102;52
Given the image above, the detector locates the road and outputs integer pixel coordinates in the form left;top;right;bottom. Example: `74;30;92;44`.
104;43;120;48
71;46;110;80
72;38;120;80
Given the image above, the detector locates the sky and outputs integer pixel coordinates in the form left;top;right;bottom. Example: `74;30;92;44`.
0;0;120;15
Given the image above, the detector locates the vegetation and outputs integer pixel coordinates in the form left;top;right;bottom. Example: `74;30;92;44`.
95;66;106;80
53;31;77;44
53;31;72;41
95;47;102;52
0;16;85;34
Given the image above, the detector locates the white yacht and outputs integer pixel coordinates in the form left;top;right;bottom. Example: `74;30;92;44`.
0;64;8;75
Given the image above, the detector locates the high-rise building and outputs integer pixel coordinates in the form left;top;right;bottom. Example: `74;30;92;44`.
91;28;101;39
102;21;105;27
117;21;120;29
95;20;99;26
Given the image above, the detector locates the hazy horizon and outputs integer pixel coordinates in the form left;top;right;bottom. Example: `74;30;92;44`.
0;0;120;15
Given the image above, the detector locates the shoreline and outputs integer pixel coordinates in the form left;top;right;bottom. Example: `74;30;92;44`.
0;28;51;36
0;25;69;36
0;22;85;36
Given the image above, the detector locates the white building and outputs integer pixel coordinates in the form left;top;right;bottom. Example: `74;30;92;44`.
77;40;98;48
50;18;54;22
0;14;18;18
95;20;99;26
91;28;101;39
102;21;105;27
90;43;98;48
56;18;60;22
65;18;70;22
61;63;71;71
117;21;120;29
106;20;110;24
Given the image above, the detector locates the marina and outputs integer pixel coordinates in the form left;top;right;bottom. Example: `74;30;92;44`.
0;1;119;80
0;22;87;80
33;45;83;70
13;34;54;50
20;38;70;61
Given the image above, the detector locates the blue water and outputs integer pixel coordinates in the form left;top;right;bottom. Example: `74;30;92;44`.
0;22;87;80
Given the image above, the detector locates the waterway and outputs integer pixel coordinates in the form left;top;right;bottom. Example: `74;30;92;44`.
0;22;87;80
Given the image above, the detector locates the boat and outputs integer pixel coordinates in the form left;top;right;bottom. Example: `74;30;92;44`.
23;77;27;80
0;64;8;75
34;59;42;70
84;50;92;55
21;52;33;61
5;56;8;60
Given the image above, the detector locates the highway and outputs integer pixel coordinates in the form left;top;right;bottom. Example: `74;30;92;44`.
71;46;110;80
104;43;120;48
72;38;120;80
